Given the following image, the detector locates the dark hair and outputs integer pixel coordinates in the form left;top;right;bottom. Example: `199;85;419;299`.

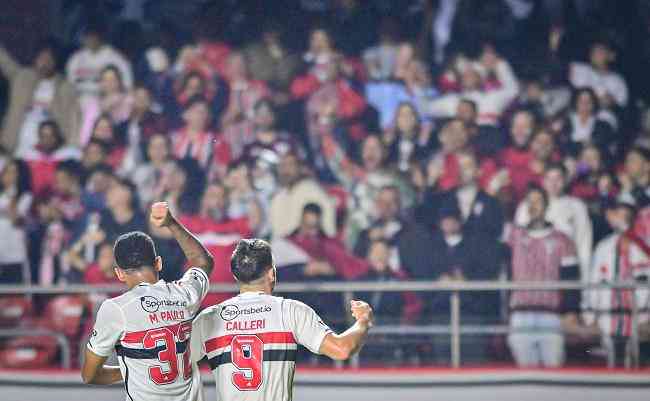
526;183;549;207
545;162;568;178
38;120;65;149
181;72;206;94
303;202;322;216
1;159;32;198
394;102;420;135
114;231;157;270
112;177;140;211
175;158;206;215
571;87;599;113
626;146;650;161
33;37;62;67
183;94;209;112
459;98;478;114
230;239;273;283
100;64;125;92
91;114;115;141
56;159;83;180
86;138;110;155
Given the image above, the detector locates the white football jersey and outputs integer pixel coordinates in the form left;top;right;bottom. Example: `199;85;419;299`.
191;292;332;401
87;268;209;401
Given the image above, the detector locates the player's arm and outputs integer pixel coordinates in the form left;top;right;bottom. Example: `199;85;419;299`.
150;201;214;276
319;300;373;360
81;349;122;385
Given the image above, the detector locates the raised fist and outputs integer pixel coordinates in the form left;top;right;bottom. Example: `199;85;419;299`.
150;201;173;228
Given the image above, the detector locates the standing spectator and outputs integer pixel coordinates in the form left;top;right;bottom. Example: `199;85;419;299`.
362;17;400;81
516;164;593;288
172;96;231;178
570;40;628;109
88;114;126;170
269;152;336;239
507;185;580;368
0;159;33;283
95;177;146;243
618;147;650;208
66;21;133;104
0;42;80;154
224;160;268;236
456;98;506;158
21;120;81;196
586;202;650;366
220;51;270;128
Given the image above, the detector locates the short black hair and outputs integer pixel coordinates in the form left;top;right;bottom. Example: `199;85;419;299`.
526;183;549;207
114;231;157;270
230;239;273;283
302;202;322;216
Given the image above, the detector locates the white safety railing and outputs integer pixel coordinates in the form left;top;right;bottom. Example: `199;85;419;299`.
0;281;647;369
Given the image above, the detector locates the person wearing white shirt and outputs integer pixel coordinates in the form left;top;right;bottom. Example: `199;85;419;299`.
570;41;628;108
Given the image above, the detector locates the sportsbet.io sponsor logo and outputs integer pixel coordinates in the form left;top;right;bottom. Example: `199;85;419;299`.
220;304;272;321
140;296;188;313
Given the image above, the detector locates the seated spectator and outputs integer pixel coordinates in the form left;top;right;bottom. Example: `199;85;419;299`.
115;85;167;176
507;185;580;368
570;40;628;109
269;151;336;239
354;186;405;271
79;65;133;145
618;147;650;208
423;151;504;238
365;57;438;129
96;177;146;243
0;159;33;283
425;46;519;126
516;164;593;288
66;20;133;104
21;120;81;196
88;114;127;170
243;22;300;103
0;41;80;154
586;202;650;366
132;133;174;208
171;96;231;179
382;102;435;173
555;87;616;157
322;133;414;246
456;98;506;159
220;51;270;128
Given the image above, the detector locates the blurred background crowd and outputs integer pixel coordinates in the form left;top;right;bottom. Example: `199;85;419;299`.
1;0;650;368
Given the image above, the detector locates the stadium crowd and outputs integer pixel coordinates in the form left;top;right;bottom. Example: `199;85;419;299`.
1;0;650;368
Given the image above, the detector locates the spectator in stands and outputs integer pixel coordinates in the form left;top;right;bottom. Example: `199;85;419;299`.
154;158;205;216
66;20;133;104
570;40;628;109
456;98;505;159
382;102;435;173
269;151;336;239
220;51;270;128
88;114;127;170
116;85;167;176
0;42;80;154
172;96;231;179
516;164;593;288
168;70;227;128
507;185;580;368
79;139;110;182
96;177;146;243
21;120;81;196
82;241;119;285
425;45;519;126
434;151;504;238
362;17;400;81
132;133;174;208
0;159;33;283
618;147;650;208
243;22;300;103
354;186;405;271
224;160;268;237
556;87;616;157
322;133;414;247
64;228;117;285
586;202;650;366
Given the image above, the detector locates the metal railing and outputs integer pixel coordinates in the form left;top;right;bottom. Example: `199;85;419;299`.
0;281;647;369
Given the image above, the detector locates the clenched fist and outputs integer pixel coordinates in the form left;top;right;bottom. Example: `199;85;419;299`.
150;202;174;228
350;300;374;328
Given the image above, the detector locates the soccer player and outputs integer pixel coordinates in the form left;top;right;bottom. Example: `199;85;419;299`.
81;202;213;401
191;239;374;401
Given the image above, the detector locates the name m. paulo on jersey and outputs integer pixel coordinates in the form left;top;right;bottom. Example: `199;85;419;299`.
142;296;190;324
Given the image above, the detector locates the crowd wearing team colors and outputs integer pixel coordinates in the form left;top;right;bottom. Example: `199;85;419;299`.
1;1;650;367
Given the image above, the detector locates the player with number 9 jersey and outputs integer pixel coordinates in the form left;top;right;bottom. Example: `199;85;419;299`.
82;202;214;401
191;239;374;401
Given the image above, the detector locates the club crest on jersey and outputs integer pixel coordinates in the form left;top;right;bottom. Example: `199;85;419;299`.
140;296;188;313
220;304;272;321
